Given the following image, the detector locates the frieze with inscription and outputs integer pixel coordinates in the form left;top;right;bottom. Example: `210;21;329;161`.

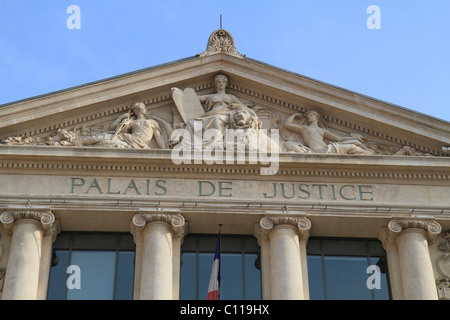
69;177;372;202
0;174;448;207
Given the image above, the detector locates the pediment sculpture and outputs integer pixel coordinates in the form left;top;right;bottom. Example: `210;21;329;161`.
280;111;376;155
0;74;440;157
75;102;173;149
170;74;278;153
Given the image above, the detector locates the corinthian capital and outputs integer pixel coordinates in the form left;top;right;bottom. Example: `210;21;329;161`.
0;207;55;235
388;218;442;243
131;208;186;238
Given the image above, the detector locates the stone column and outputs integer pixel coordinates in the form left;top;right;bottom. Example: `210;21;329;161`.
388;219;441;300
0;208;55;300
259;215;311;300
131;209;186;300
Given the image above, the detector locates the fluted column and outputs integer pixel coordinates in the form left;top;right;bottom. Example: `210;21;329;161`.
0;208;55;300
131;209;186;300
388;219;441;300
259;215;311;300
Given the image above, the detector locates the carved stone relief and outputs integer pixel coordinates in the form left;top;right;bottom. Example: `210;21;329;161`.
280;111;376;155
75;102;173;149
0;74;440;157
436;230;450;300
197;29;245;58
170;74;279;153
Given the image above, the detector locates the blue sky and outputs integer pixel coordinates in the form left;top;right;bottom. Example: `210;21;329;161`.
0;1;449;121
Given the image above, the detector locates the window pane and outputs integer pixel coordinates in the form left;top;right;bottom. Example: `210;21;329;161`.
244;253;261;300
307;255;325;300
47;250;70;300
115;251;135;300
67;251;116;300
370;257;390;300
180;235;262;301
221;253;243;300
324;256;371;300
180;252;197;300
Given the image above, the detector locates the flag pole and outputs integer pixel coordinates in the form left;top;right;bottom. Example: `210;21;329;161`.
218;224;222;300
206;224;222;300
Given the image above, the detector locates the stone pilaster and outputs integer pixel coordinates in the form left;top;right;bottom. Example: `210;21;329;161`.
378;227;404;300
131;209;186;300
387;218;441;300
0;207;56;300
257;215;311;300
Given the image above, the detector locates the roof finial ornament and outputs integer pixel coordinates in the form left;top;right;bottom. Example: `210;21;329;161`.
197;26;245;59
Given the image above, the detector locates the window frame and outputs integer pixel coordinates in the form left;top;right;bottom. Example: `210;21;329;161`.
48;232;136;300
306;237;392;300
180;234;261;300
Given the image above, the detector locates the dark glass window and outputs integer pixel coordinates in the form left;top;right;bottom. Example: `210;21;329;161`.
306;238;391;300
47;233;135;300
180;234;261;300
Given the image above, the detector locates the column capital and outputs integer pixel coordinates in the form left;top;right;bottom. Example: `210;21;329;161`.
0;206;55;236
388;218;442;244
131;208;186;238
259;215;311;239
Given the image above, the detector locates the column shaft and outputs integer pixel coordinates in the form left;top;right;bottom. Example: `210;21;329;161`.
397;229;438;300
269;225;304;299
140;222;173;300
2;221;43;300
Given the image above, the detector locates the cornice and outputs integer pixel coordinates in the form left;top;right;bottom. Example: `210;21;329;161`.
0;146;448;183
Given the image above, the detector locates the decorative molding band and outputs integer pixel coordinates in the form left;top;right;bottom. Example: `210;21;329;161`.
131;209;186;238
0;159;448;181
0;208;55;235
387;219;442;243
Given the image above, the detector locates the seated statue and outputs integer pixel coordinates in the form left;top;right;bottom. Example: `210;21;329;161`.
76;102;172;149
281;110;375;155
171;74;254;149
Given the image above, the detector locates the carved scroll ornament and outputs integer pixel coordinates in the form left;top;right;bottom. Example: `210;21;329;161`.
198;29;245;58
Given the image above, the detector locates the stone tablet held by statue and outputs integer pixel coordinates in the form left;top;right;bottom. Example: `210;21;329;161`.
171;87;205;123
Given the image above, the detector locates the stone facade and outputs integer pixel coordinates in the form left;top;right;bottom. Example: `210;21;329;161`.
0;29;449;300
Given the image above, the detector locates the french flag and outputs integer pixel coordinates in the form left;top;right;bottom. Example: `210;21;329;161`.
206;231;221;300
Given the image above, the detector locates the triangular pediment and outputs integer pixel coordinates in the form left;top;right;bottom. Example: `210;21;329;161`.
0;29;449;157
